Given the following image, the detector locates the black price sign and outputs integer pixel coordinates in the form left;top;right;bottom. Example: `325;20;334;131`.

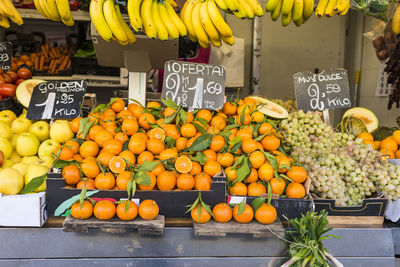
162;60;226;110
293;69;351;111
27;80;87;120
0;42;12;71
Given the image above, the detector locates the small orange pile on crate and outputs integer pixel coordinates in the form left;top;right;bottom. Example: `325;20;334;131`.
57;96;307;201
357;130;400;159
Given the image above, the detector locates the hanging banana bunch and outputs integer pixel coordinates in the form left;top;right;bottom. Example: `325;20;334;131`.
212;0;263;19
32;0;75;26
393;4;400;34
181;0;235;47
90;0;136;45
0;0;23;28
315;0;351;17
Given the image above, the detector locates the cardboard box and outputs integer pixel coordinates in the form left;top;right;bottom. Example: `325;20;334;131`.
0;192;47;227
91;23;178;72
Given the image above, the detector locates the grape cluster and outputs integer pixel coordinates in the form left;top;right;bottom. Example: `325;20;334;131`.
280;110;400;206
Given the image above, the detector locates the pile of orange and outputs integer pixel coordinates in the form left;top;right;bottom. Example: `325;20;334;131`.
358;130;400;159
191;202;277;225
71;198;159;221
60;96;307;199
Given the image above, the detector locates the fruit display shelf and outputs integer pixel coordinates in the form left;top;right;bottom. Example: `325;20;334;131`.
46;171;226;218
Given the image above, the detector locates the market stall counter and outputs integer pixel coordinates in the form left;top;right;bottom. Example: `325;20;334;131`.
0;217;396;267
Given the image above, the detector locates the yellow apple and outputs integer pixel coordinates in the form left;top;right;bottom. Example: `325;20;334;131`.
0;110;17;126
9;151;21;163
2;160;13;168
25;164;48;192
0;168;24;195
50;120;74;144
12;162;28;176
16;133;40;157
29;121;50;142
21;156;41;165
38;139;60;159
11;133;19;147
11;117;32;134
40;156;54;168
0;138;13;159
0;121;11;140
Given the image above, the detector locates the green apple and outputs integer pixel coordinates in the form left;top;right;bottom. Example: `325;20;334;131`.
0;168;24;194
16;133;40;157
38;139;60;159
11;117;32;134
0;138;12;159
29;121;50;142
12;162;28;176
0;121;12;140
21;156;41;165
40;156;54;168
9;151;21;163
50;120;74;144
11;133;19;147
0;110;17;126
25;164;48;192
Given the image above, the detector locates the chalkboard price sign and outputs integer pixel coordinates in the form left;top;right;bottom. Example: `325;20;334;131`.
162;60;226;110
293;69;351;111
27;80;87;120
0;42;12;71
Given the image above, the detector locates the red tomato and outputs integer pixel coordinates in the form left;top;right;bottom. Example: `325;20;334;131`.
15;79;24;86
2;74;11;84
6;71;17;83
17;68;32;80
0;84;17;97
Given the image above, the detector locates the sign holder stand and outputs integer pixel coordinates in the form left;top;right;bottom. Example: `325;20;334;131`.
322;109;330;125
128;72;147;106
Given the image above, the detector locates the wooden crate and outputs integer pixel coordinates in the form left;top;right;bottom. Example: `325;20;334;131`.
63;215;165;235
194;220;284;238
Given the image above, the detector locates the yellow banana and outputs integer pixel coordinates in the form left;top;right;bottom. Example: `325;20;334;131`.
168;0;178;7
315;0;328;16
338;2;350;15
282;12;291;26
165;0;187;36
198;39;209;48
223;0;239;12
324;0;337;17
215;0;229;11
220;34;234;45
281;0;294;16
233;6;247;19
115;2;136;43
90;0;113;41
207;0;233;37
127;0;142;32
158;1;179;39
45;0;61;21
33;0;49;19
291;0;303;23
103;0;128;43
38;0;56;20
334;0;347;12
245;0;263;16
293;13;302;26
265;0;279;12
141;0;157;38
0;1;8;16
55;0;71;20
302;0;314;20
200;0;219;41
1;0;23;25
271;0;282;21
393;5;400;34
62;12;74;26
152;0;169;40
0;15;9;28
192;1;209;45
210;37;222;47
181;0;197;38
237;0;254;18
